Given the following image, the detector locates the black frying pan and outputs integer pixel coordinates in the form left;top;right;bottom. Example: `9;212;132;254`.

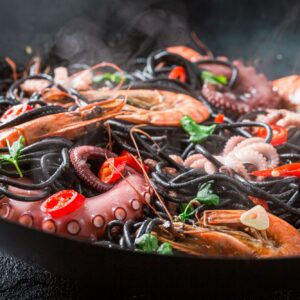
1;0;300;298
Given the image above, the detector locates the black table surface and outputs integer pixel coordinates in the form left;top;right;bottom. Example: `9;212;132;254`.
1;250;300;300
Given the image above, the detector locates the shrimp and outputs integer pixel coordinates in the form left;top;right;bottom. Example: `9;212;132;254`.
273;75;300;110
0;98;124;146
166;46;204;62
154;209;300;257
82;89;210;126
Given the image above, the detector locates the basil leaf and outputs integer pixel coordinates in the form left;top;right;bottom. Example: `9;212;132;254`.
135;233;158;253
195;183;220;206
201;70;228;85
181;115;216;143
157;243;173;255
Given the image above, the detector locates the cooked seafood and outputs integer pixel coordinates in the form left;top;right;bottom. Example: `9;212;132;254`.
154;208;300;257
0;98;124;146
0;43;300;258
82;89;210;126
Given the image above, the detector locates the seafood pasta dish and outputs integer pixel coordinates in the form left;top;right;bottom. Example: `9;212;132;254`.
1;44;300;258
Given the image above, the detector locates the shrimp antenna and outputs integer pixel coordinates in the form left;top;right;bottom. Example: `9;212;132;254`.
129;125;174;222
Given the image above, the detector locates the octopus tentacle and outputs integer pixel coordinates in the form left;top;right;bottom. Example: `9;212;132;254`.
70;146;116;192
231;137;265;152
0;173;150;241
202;60;282;116
184;153;205;168
240;143;279;168
232;149;268;171
223;136;245;155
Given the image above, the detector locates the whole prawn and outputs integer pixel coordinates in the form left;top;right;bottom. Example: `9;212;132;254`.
154;209;300;257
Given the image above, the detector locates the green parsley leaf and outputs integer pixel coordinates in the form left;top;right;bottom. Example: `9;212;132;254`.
178;202;196;222
157;243;173;255
195;183;220;206
135;233;159;253
93;72;123;84
0;136;25;177
201;70;228;85
181;115;216;143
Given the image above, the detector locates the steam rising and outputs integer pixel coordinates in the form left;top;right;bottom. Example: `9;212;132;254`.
53;0;191;67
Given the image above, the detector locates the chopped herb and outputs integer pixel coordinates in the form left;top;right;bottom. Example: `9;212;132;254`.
157;243;173;255
194;183;220;206
178;183;219;222
135;233;158;253
0;136;25;177
93;72;123;84
135;233;173;255
201;70;228;85
181;115;216;143
178;201;197;222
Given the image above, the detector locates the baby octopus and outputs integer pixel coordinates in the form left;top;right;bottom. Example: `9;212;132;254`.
172;137;279;180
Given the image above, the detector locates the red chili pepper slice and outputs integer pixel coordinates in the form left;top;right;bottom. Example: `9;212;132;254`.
98;157;127;184
214;114;224;123
256;125;287;146
41;190;85;218
120;150;149;173
168;66;186;83
251;163;300;177
248;196;269;211
1;104;33;123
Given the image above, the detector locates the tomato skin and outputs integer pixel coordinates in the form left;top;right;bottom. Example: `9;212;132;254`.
41;190;85;218
1;104;33;123
98;157;127;184
168;66;186;83
256;125;287;146
214;114;224;123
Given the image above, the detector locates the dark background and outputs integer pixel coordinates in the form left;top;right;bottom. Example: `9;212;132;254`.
1;0;300;299
1;0;300;78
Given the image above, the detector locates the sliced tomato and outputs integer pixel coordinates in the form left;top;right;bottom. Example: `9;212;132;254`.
256;125;287;146
168;66;186;83
214;114;224;124
120;150;149;173
41;190;85;218
248;196;269;211
1;104;33;123
98;157;127;184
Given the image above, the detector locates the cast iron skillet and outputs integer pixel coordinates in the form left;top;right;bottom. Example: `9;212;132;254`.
1;0;300;298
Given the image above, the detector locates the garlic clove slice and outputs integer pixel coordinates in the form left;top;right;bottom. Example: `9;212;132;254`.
240;205;269;231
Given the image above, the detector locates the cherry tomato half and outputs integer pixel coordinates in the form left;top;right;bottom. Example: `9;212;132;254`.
1;104;32;123
256;125;287;146
41;190;85;218
98;157;127;184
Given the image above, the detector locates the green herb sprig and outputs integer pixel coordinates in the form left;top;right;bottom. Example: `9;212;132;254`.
178;183;220;222
135;233;173;255
0;136;25;177
181;115;216;143
93;72;123;84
